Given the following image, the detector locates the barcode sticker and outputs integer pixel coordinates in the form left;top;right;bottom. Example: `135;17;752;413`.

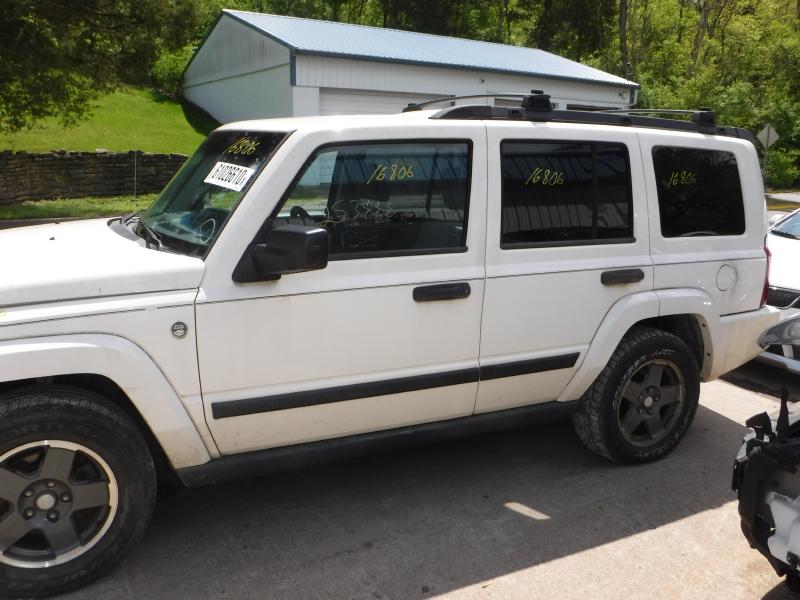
204;161;256;192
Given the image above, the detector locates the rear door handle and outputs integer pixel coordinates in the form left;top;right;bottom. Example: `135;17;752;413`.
413;282;471;302
601;268;645;285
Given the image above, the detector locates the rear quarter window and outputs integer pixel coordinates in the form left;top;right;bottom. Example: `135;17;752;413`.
652;146;745;237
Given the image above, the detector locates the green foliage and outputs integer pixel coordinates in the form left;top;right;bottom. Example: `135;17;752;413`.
0;195;157;221
0;88;215;155
151;46;198;98
766;149;800;189
0;0;203;132
526;0;616;62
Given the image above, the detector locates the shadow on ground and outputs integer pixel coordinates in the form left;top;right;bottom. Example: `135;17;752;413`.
723;360;800;402
65;405;751;599
180;98;219;137
763;580;796;600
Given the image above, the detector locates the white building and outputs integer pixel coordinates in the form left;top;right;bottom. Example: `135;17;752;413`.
183;10;639;124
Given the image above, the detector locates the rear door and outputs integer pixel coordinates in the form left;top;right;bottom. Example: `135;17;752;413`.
476;122;653;413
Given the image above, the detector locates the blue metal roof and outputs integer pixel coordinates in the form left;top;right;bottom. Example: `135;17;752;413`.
223;10;639;89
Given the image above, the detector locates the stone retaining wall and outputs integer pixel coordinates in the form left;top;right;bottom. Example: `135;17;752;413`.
0;150;187;205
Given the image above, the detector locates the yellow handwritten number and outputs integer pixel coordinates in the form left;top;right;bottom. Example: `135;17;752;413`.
367;162;415;184
225;137;260;155
524;167;565;186
666;170;698;188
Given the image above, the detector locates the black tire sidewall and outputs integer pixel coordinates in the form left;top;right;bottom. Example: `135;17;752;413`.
601;333;700;463
0;387;156;598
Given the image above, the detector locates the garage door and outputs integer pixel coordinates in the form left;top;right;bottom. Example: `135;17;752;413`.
319;89;443;115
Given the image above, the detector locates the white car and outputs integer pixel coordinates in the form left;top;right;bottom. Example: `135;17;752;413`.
0;94;778;597
759;208;800;374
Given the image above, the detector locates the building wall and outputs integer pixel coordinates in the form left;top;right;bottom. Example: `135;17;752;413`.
184;64;293;124
292;86;320;117
296;55;633;109
184;16;290;86
318;89;444;115
184;14;293;123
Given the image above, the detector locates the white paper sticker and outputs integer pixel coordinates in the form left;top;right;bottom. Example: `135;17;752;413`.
204;161;256;192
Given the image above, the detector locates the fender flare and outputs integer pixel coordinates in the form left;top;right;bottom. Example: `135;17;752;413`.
0;334;211;469
556;289;716;402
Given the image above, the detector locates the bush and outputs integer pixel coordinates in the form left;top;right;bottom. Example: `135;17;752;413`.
766;148;800;189
150;45;196;98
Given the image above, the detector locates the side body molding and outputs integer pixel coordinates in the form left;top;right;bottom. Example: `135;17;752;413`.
557;289;717;403
0;334;211;469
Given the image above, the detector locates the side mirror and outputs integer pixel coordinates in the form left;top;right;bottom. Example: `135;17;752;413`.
768;213;785;229
233;225;329;282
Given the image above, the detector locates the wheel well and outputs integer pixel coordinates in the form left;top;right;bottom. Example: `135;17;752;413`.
634;315;706;369
0;374;180;486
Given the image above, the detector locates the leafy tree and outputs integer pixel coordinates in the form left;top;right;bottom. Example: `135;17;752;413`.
0;0;201;132
526;0;616;61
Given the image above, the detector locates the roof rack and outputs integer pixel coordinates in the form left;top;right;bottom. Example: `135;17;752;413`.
403;92;530;112
403;91;754;142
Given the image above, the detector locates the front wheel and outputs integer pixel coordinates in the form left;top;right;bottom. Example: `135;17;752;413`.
0;387;156;598
572;327;700;463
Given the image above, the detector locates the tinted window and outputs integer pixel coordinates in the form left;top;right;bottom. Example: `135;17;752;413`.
275;142;470;257
501;141;633;246
652;147;745;237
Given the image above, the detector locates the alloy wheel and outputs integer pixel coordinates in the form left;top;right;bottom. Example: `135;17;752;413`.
0;440;118;568
617;359;686;447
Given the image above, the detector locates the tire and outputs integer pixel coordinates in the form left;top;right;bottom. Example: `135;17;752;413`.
0;386;156;598
572;326;700;464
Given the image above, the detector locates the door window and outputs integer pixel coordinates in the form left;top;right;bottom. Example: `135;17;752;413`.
500;141;633;247
274;141;471;258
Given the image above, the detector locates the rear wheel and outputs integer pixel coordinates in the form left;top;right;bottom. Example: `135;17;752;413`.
573;327;700;463
0;386;156;597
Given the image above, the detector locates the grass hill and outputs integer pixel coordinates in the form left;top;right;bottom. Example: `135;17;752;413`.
0;87;217;156
0;88;217;220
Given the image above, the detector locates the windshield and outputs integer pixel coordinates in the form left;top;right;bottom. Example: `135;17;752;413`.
141;130;288;256
772;210;800;239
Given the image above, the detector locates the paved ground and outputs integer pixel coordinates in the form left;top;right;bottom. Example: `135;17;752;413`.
768;193;800;204
61;373;799;600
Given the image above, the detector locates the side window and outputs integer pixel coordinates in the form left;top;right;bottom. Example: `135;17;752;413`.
652;146;745;237
500;141;633;247
275;142;470;258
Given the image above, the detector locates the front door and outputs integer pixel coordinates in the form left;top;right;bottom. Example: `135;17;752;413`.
196;129;487;455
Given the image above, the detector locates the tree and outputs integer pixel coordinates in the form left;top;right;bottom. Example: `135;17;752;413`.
528;0;616;62
0;0;200;132
620;0;630;78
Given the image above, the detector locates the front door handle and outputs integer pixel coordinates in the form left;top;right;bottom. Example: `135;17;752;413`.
413;282;471;302
601;268;645;285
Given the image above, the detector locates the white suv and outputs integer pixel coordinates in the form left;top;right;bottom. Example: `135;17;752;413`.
0;95;778;596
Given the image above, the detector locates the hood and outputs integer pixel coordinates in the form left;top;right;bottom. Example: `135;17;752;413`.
768;231;800;292
0;219;204;307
